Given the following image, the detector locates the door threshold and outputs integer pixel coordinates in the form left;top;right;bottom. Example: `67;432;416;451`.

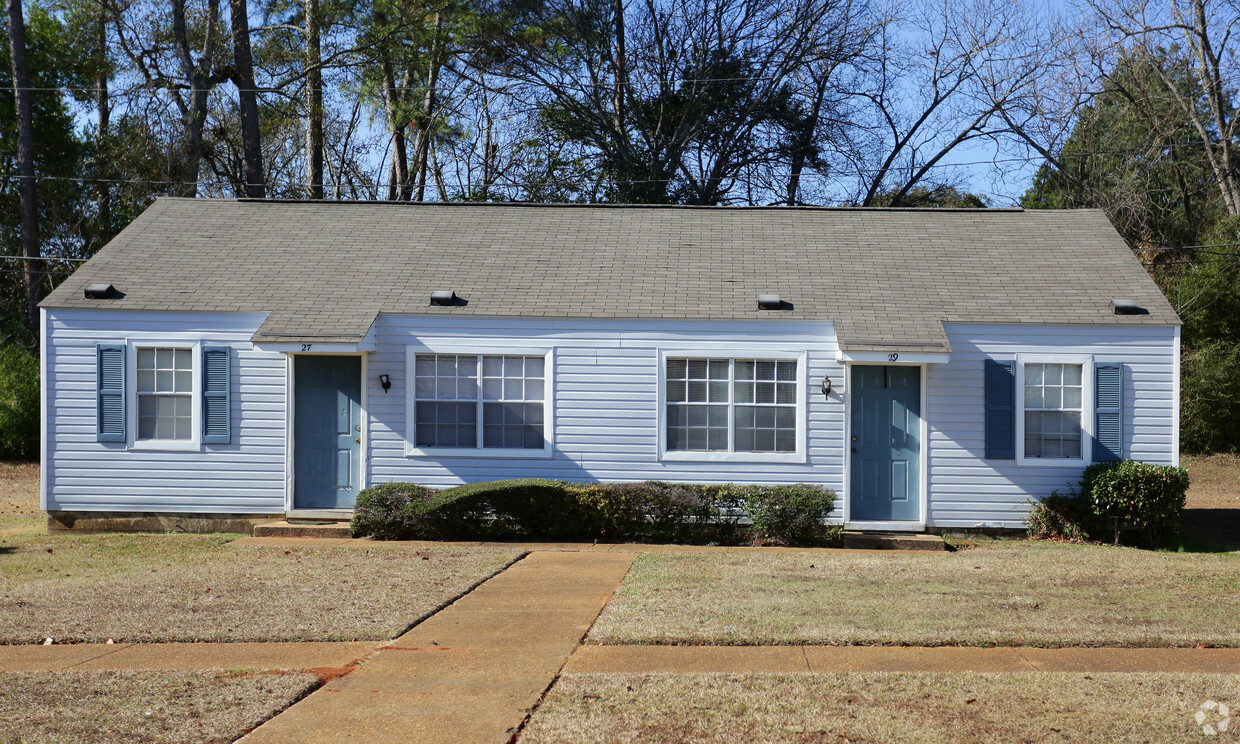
286;509;353;521
846;520;925;533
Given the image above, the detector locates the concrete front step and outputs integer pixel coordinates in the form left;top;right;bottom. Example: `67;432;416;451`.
252;520;353;538
839;531;946;551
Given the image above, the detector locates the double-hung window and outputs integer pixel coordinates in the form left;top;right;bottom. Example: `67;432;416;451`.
410;352;549;454
663;355;803;460
1014;355;1092;465
136;347;194;441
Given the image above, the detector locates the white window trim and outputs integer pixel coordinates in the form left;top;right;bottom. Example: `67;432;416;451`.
128;341;203;452
1015;353;1093;467
657;349;808;464
404;345;555;459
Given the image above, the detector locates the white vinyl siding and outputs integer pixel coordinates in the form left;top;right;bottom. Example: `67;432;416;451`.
371;317;836;486
927;324;1178;530
43;309;286;514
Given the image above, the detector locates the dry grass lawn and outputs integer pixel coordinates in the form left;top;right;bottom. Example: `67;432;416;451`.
0;462;524;643
589;541;1240;647
523;671;1240;744
0;670;317;743
1183;453;1240;510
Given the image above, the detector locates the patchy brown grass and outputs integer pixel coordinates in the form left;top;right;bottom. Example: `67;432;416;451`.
0;462;40;538
0;537;524;643
0;669;317;744
589;541;1240;647
524;672;1240;744
0;465;524;643
1184;454;1240;510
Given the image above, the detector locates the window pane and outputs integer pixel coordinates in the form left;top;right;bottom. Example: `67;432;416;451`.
755;360;776;380
1063;364;1082;385
174;348;191;369
482;356;503;376
482;378;502;400
708;360;729;379
156;348;173;369
525;356;544;377
504;378;523;399
1026;364;1044;385
735;360;754;379
688;381;707;403
708;381;728;402
525;379;543;401
775;428;796;452
1063;386;1082;409
1024;386;1042;408
415;356;435;376
138;348;156;369
138;370;155;393
436;356;456;377
458;356;477;376
1025;434;1042;458
755;382;774;404
175;371;192;392
734;381;753;403
1043;386;1061;409
687;359;707;379
776;361;796;381
776;383;796;404
667;358;687;379
1044;364;1062;385
435;376;456;399
156;370;173;393
667;380;686;403
1063;435;1081;458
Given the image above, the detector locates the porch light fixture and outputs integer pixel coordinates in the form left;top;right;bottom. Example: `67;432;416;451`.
430;290;458;306
378;374;391;392
757;294;784;310
820;375;832;396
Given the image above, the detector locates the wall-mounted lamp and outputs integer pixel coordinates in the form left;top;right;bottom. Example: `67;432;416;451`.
820;375;832;396
378;374;391;393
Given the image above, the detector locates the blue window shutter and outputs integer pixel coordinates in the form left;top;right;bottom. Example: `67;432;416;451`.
96;344;126;442
202;346;231;444
1093;362;1122;462
984;359;1015;459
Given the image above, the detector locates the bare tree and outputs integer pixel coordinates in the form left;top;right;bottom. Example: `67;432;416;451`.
7;0;40;338
1085;0;1240;215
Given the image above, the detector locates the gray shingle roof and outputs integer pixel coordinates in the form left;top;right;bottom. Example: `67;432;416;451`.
41;198;1178;350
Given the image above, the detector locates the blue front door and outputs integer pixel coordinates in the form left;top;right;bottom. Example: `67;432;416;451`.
294;356;362;510
850;365;921;522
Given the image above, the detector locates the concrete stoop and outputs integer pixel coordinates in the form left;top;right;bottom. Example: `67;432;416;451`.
252;520;353;539
840;531;947;551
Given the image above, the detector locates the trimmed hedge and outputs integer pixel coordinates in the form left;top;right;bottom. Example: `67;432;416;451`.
1024;460;1190;548
351;479;838;546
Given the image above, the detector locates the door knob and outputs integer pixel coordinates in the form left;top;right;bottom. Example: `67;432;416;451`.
355;438;361;443
851;447;857;453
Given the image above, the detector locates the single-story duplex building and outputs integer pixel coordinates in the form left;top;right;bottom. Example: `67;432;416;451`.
39;198;1179;533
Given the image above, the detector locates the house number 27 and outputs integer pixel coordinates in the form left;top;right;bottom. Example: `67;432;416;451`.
888;353;899;362
301;344;312;351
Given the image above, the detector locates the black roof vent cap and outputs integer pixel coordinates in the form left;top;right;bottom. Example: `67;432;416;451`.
757;294;784;310
84;283;117;300
430;290;459;306
1110;299;1148;315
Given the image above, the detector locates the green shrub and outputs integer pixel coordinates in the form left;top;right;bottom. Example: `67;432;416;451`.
1024;491;1095;541
0;343;39;461
1082;460;1190;547
353;479;838;546
1180;341;1240;454
425;479;595;540
745;484;839;546
351;482;435;539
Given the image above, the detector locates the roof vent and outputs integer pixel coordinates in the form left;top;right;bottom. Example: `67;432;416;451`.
429;290;459;306
757;294;785;310
1110;299;1148;316
84;283;117;300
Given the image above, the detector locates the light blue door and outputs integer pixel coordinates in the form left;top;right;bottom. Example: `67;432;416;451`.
850;366;920;522
294;356;362;510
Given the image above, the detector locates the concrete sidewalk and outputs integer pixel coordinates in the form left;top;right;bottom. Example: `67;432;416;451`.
0;641;376;674
239;550;636;744
566;644;1240;674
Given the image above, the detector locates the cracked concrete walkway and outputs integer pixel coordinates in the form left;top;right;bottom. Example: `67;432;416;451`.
239;550;636;744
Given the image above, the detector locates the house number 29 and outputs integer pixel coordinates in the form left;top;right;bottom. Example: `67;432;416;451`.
888;353;899;362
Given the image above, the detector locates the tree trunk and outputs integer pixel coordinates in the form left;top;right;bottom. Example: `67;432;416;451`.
230;0;265;198
7;0;41;340
412;12;444;202
170;0;219;198
95;3;111;241
305;0;323;199
380;57;409;200
787;73;828;205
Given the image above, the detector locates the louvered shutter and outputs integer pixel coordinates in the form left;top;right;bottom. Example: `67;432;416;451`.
984;359;1015;459
1092;362;1122;462
96;344;126;442
202;346;231;444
